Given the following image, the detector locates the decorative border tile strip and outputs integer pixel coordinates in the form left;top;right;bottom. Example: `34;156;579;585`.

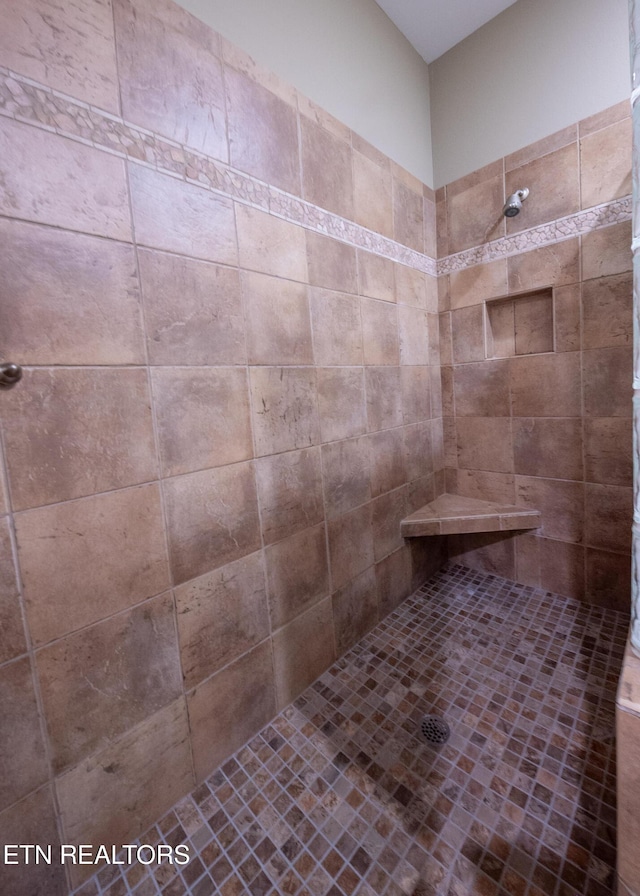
0;65;630;279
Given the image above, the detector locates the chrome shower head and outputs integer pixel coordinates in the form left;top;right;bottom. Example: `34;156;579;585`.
503;188;529;217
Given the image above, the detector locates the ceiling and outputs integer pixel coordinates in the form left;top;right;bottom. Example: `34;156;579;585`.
374;0;520;63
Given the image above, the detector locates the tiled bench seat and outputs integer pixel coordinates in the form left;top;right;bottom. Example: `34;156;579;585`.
401;493;541;537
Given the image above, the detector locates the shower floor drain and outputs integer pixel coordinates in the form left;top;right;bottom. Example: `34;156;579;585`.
419;715;450;745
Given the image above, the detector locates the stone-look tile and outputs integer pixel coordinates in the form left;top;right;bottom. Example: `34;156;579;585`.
138;249;245;366
436;193;449;259
486;298;514;358
451;305;485;364
372;489;406;562
514;292;554;355
187;642;275;781
586;547;631;611
505;143;579;233
405;421;434;482
331;567;378;655
583;346;633;417
449;259;508;311
0;119;131;240
401;366;431;427
175;552;269;690
538;538;585;600
328;504;375;591
57;699;194;884
0;787;66;896
424;195;437;259
163;463;260;585
554;284;581;353
507;238;580;293
505;123;577;171
317;368;367;443
513;418;583;481
221;35;297;106
395;264;428;310
358;252;396;303
456;417;513;474
452;469;516;504
580;117;632;208
37;594;182;774
306;232;358;294
585;418;632;487
152;367;252;477
265;524;329;630
298;93;351;142
443;415;457;466
129;164;237;265
453;360;510;417
582;221;633;281
310;290;363;366
353;150;393;238
243;272;313;365
580;99;629;136
255;447;324;546
226;66;300;195
237;205;308;281
0;518;25;665
514;532;540;587
585;483;632;552
368;429;406;498
510;352;581;417
448;532;516;581
17;484;170;646
439;312;453;365
249;367;320;456
321;438;371;519
301;117;353;219
430;364;443;417
376;546;412;618
0;0;119;112
0;219;144;366
366;367;403;431
272;598;335;709
361;298;399;365
393;180;424;252
1;368;157;510
406;473;437;514
114;0;226;160
582;272;632;350
0;657;48;811
447;167;505;254
515;476;584;543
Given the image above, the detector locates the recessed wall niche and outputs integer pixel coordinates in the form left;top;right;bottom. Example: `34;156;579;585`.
485;288;554;359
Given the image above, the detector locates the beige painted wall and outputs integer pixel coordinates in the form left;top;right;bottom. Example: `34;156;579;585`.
176;0;435;186
430;0;630;187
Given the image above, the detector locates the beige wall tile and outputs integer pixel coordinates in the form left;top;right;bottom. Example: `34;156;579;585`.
585;483;632;552
0;119;131;240
424;196;437;259
509;353;581;417
448;532;515;581
515;476;584;543
0;658;48;812
37;593;182;774
0;787;66;896
226;66;300;194
331;567;378;655
243;272;313;365
584;418;633;487
272;598;335;708
553;284;581;352
449;259;508;311
580;117;632;208
353;150;393;238
265;524;329;630
152;367;253;477
582;221;632;281
586;548;631;611
583;346;633;417
582;272;632;350
0;219;144;366
453;360;510;417
361;298;400;366
317;368;367;443
404;421;434;482
129;164;237;265
175;551;269;690
366;367;403;431
514;293;554;355
456;417;513;474
506;143;579;233
376;546;412;618
57;698;193;878
507;239;579;293
2;368;157;510
486;299;515;359
447;171;505;254
249;367;319;456
0;0;119;112
538;538;585;600
395;264;427;310
306;232;358;294
114;0;227;160
221;36;295;106
310;290;363;366
322;437;371;519
328;503;375;591
139;250;246;366
187;642;275;781
372;489;406;562
513;418;583;481
255;447;324;546
368;429;407;498
164;463;260;585
393;180;424;252
514;532;541;588
401;366;431;426
301;117;353;219
17;484;170;645
505;124;577;171
451;305;485;364
579;100;629;137
0;518;25;665
452;469;516;504
358;252;395;303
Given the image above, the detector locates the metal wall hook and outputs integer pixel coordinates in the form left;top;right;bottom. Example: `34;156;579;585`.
0;363;23;389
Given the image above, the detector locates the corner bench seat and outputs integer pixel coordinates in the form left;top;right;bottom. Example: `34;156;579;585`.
401;493;541;538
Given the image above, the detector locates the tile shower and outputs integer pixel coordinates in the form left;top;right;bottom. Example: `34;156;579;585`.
0;0;633;895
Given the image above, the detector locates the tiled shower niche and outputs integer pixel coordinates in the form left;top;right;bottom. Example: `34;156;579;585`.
485;288;554;359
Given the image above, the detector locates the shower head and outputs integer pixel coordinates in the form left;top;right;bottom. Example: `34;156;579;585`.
503;188;529;217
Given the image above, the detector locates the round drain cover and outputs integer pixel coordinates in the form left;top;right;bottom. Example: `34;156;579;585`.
419;715;450;745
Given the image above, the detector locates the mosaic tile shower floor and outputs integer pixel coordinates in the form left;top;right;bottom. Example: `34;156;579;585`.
73;565;628;896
